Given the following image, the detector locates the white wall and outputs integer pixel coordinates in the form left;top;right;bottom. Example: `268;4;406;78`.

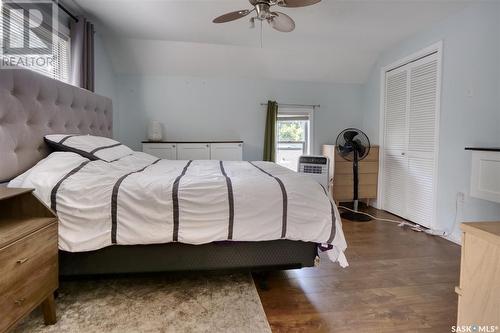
94;33;119;139
114;75;364;161
362;2;500;242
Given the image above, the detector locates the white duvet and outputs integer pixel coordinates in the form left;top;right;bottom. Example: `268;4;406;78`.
9;152;348;266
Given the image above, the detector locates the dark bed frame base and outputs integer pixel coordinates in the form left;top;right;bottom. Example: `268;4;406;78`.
59;240;318;276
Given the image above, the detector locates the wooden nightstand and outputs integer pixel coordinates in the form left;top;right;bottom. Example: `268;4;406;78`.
0;188;58;332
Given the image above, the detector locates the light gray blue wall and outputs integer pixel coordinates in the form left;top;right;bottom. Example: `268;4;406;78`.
94;34;119;139
114;75;364;161
361;2;500;241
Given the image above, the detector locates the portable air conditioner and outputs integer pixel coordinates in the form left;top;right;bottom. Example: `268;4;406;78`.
297;155;330;189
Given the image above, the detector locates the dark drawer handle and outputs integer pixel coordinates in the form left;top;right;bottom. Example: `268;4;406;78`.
16;257;29;264
14;298;26;306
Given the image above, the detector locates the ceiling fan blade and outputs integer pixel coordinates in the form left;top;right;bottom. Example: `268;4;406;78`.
269;12;295;32
278;0;321;8
213;9;251;23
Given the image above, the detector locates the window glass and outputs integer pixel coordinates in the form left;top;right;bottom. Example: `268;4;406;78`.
0;3;71;83
276;109;313;171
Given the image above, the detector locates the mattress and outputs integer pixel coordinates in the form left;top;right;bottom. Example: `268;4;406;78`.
9;151;348;266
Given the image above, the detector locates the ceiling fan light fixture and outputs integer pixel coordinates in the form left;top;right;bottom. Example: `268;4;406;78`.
255;3;270;19
212;0;320;31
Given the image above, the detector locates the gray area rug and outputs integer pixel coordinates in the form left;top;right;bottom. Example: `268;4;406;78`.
14;273;271;333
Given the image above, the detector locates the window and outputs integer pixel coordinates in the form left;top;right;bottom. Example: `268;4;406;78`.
0;3;71;83
276;108;314;171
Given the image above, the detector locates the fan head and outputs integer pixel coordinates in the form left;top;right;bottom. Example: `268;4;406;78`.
335;128;370;162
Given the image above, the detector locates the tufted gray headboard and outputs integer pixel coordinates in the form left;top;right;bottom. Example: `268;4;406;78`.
0;69;112;183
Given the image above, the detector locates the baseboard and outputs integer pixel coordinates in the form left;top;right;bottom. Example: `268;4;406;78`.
365;202;463;246
442;233;461;245
368;199;381;209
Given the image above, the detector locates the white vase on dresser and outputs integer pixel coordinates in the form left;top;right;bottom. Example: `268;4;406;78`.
147;120;163;141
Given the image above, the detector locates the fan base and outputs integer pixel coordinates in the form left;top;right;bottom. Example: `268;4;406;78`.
340;211;373;222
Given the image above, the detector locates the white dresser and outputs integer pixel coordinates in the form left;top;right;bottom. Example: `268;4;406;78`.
142;141;243;161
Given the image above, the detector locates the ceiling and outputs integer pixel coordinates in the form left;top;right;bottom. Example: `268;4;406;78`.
70;0;470;83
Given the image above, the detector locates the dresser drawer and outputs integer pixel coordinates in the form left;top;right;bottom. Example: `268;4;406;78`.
334;161;379;175
0;223;58;331
143;143;177;159
333;184;378;200
333;173;378;186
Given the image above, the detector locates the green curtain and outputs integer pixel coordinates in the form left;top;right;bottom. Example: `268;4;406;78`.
263;100;278;162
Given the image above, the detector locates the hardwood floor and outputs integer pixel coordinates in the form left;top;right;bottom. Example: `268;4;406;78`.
254;208;461;333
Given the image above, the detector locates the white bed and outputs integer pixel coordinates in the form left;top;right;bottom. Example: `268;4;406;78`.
9;150;348;267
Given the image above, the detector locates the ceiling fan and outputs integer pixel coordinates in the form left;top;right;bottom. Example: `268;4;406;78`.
212;0;321;33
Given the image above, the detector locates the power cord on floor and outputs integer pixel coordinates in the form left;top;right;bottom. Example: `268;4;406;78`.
337;205;432;233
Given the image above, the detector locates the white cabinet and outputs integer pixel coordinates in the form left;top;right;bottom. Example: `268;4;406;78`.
210;143;243;161
177;143;210;160
142;143;177;159
142;142;243;160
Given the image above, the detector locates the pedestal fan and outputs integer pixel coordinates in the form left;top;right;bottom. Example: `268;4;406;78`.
336;128;372;222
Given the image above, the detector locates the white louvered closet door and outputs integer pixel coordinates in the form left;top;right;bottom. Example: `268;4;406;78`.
383;67;408;218
382;51;440;228
405;54;439;227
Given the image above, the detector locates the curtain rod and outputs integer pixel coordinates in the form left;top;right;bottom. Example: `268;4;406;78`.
260;103;320;109
54;1;79;22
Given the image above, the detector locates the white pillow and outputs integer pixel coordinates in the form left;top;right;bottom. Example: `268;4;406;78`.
44;134;133;162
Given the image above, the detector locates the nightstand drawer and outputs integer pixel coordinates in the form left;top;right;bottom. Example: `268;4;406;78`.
0;259;58;332
0;188;58;331
0;223;58;332
0;223;58;293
